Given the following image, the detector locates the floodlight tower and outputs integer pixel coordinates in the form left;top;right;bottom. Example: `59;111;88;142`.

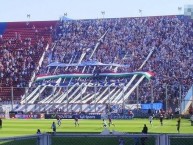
63;12;68;23
27;14;31;19
64;12;68;17
139;9;142;17
178;7;182;15
26;14;31;26
101;11;105;19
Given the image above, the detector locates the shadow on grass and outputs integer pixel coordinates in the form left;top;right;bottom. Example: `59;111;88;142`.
0;139;36;145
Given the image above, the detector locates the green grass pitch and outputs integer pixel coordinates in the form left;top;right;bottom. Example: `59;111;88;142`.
0;118;192;137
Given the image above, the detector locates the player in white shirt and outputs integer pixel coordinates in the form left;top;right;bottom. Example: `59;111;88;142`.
149;115;153;126
57;116;61;126
102;119;107;128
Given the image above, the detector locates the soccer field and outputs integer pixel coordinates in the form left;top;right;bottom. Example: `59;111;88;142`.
0;118;192;137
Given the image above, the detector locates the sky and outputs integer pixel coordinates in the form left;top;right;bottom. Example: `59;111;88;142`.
0;0;193;22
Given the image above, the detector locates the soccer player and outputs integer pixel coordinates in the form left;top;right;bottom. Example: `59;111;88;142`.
102;119;107;128
74;116;79;127
149;115;153;126
190;115;193;126
0;118;2;128
108;116;115;127
57;115;61;126
159;114;164;126
177;116;181;133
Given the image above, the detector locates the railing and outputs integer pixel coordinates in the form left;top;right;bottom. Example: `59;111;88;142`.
0;85;192;114
0;133;193;145
167;134;193;145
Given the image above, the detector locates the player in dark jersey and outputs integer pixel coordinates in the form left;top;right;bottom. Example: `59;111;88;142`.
160;114;164;126
57;115;61;126
177;116;181;133
108;116;115;127
74;116;79;127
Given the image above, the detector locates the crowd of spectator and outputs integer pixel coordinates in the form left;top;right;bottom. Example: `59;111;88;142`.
0;23;53;103
38;15;193;110
0;15;193;112
0;23;54;87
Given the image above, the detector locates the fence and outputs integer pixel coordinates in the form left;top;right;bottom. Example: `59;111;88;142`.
167;134;193;145
0;133;193;145
0;135;43;145
0;85;192;114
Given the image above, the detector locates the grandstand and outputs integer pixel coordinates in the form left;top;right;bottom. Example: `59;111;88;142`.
0;21;56;101
0;15;192;115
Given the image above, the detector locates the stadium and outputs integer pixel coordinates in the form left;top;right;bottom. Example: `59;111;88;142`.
0;1;193;145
